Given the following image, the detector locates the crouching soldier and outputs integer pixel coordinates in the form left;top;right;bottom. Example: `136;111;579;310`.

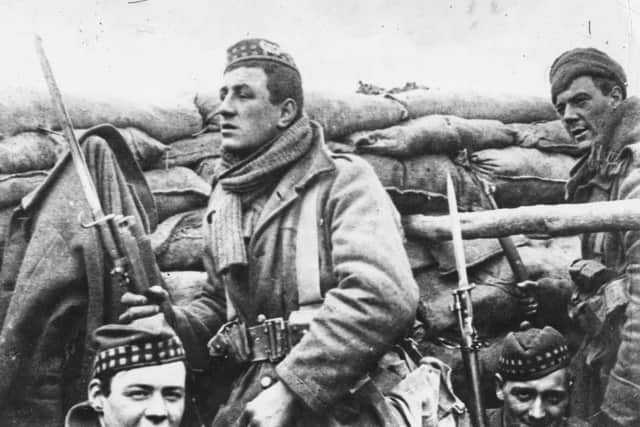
65;315;187;427
120;38;423;426
490;326;588;427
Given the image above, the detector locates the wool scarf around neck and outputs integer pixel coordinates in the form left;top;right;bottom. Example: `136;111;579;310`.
210;116;313;273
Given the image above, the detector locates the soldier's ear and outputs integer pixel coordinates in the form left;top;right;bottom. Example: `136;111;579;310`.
610;85;623;108
277;98;298;129
88;379;105;413
495;373;505;401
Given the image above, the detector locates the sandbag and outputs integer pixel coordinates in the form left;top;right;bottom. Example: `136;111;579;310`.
0;171;49;209
162;271;208;306
387;89;557;124
508;120;587;156
144;167;211;222
348;115;516;157
0;131;63;174
116;127;168;170
1;88;201;142
470;146;577;207
359;153;485;213
194;91;409;141
151;209;205;271
304;91;409;140
151;132;221;169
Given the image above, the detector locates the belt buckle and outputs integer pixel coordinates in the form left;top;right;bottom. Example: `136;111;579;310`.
262;317;287;362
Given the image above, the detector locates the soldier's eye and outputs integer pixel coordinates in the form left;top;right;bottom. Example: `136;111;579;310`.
125;388;151;400
513;390;534;401
163;389;185;402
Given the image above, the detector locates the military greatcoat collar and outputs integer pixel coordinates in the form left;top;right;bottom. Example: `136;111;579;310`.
251;120;336;240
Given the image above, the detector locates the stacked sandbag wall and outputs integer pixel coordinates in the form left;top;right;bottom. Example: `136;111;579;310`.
0;87;583;409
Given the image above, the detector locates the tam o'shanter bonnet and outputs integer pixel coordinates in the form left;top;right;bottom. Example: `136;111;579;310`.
225;38;299;75
91;314;185;379
499;326;569;381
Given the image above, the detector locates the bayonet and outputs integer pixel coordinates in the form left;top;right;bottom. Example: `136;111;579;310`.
34;35;153;295
447;173;487;427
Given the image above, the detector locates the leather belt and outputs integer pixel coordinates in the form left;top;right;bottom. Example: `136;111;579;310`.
247;318;309;362
208;317;309;363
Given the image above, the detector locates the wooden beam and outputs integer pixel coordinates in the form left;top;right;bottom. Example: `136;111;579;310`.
403;199;640;240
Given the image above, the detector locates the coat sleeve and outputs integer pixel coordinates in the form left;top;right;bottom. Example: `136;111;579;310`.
602;147;640;425
166;266;226;370
276;155;419;412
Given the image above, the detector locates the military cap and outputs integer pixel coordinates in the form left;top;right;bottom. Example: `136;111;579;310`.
549;47;627;104
91;314;185;379
224;38;299;75
499;326;569;381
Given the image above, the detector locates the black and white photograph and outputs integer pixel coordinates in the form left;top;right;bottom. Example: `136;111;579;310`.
0;1;639;426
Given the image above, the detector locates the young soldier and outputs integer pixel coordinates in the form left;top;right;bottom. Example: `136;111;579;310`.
490;326;587;427
65;315;187;427
550;47;640;426
121;38;419;426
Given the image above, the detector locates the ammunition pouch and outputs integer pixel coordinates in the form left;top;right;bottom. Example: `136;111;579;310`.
569;275;628;369
207;317;309;364
569;259;618;294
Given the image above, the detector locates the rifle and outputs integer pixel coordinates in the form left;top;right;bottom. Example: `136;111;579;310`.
446;173;487;427
34;35;157;296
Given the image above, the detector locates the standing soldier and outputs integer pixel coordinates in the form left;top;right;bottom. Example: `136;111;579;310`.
121;38;420;426
549;47;640;426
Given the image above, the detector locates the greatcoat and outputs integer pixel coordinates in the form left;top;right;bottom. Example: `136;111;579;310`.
566;96;640;426
168;120;420;426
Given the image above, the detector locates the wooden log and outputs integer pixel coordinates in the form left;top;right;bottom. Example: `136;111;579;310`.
403;199;640;240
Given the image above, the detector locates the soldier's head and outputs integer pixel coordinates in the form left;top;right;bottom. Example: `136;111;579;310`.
550;47;626;148
87;315;187;427
495;326;572;427
215;38;304;155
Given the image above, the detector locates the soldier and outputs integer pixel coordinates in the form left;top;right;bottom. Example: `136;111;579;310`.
64;315;187;427
548;47;640;426
489;326;588;427
121;38;420;426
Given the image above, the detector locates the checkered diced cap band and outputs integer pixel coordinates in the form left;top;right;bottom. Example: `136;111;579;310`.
499;326;570;381
91;314;186;379
92;336;185;378
225;38;299;74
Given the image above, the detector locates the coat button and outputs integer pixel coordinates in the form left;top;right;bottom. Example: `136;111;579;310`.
260;376;273;389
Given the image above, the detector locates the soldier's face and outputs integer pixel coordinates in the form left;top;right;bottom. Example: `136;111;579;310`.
216;66;283;155
95;361;186;427
554;75;621;147
496;368;570;427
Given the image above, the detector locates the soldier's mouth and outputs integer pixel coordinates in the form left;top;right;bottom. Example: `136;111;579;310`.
570;127;589;141
220;124;238;136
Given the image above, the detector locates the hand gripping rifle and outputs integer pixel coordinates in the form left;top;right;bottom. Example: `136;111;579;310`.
34;35;158;296
446;173;488;427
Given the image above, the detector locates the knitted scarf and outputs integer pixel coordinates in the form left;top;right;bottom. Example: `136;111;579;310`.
210;116;313;273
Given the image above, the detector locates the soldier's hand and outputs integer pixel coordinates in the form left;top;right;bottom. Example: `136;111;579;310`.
516;280;539;318
238;381;300;427
119;285;169;324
